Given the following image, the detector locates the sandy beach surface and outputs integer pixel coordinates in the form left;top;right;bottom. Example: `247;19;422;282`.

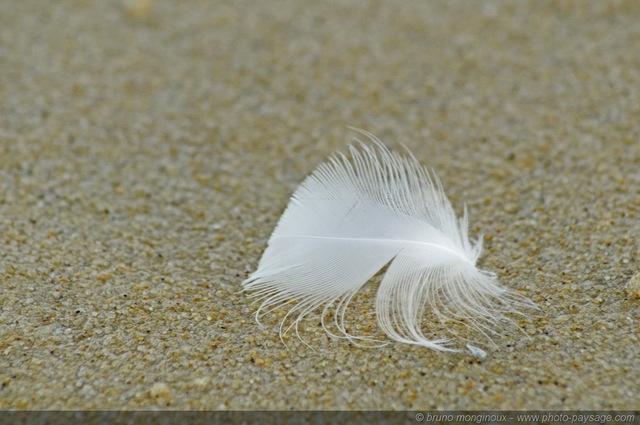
1;0;639;412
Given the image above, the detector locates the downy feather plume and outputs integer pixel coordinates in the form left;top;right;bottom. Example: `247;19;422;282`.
243;130;532;352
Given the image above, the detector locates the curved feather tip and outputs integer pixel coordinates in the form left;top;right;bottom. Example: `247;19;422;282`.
243;130;534;352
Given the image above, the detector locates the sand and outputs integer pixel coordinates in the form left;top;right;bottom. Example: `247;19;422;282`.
0;0;638;411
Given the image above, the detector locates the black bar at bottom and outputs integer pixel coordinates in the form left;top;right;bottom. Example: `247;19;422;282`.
0;410;637;425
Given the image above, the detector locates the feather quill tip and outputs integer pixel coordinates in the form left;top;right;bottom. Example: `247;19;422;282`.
243;131;535;352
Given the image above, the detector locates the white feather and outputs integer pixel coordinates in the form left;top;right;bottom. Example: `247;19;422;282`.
243;130;532;351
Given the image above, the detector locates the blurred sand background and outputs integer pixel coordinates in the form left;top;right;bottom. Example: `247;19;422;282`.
0;0;639;410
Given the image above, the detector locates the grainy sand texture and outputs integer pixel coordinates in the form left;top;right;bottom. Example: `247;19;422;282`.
1;0;639;411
